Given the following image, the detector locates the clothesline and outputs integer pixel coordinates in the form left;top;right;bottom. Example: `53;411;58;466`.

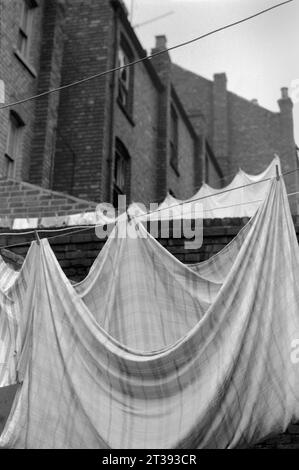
134;166;299;219
0;189;299;254
0;165;297;251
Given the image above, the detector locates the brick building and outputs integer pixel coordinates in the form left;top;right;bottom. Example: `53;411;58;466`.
172;64;298;194
0;0;202;219
0;0;297;221
51;0;200;204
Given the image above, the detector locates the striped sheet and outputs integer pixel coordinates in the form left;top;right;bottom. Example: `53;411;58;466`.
0;246;36;387
0;256;18;387
0;257;19;292
2;178;299;448
0;293;16;387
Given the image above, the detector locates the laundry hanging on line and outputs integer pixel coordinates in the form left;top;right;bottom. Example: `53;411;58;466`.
1;174;299;448
144;155;281;220
5;157;282;232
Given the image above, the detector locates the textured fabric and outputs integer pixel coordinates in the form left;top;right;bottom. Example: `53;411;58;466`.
150;156;280;219
0;292;16;387
0;255;19;387
0;255;18;292
0;246;35;387
1;177;299;448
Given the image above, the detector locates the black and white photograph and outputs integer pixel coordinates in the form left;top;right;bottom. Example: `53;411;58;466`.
0;0;299;456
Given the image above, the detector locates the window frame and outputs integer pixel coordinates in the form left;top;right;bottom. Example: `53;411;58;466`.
17;0;38;62
117;36;134;120
4;112;25;179
113;139;131;208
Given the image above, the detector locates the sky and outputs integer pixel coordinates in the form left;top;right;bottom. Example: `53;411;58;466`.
123;0;299;145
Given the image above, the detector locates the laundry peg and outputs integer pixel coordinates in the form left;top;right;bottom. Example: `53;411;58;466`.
127;211;132;223
275;164;280;181
35;231;40;245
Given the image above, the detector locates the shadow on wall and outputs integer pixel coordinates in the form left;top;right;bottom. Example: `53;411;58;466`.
0;385;18;435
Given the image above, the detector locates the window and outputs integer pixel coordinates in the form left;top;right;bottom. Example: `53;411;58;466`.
17;0;37;60
117;40;134;114
4;112;24;178
170;104;179;174
113;139;130;208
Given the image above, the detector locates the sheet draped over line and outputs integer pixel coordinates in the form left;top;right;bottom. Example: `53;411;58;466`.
1;176;299;448
143;155;281;220
6;157;281;231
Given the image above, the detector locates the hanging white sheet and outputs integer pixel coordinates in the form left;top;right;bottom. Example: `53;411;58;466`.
1;176;299;448
147;156;281;220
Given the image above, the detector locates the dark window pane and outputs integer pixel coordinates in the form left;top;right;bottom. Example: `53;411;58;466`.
117;45;132;111
113;140;130;207
4;155;14;178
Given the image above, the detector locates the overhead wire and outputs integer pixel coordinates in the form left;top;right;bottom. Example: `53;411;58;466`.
0;0;294;111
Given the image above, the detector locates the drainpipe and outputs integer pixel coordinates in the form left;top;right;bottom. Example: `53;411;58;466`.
106;3;119;203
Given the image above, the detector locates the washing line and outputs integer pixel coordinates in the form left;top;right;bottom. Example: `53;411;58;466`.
0;165;298;241
0;184;299;252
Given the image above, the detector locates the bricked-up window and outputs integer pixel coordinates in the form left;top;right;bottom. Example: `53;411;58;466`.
5;112;25;178
113;139;130;208
117;40;134;115
170;104;179;174
17;0;37;60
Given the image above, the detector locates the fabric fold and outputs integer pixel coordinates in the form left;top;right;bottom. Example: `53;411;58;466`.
1;176;299;449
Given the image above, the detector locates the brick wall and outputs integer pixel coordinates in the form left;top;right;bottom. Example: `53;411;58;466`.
172;63;298;197
52;2;199;205
171;64;213;140
0;0;45;180
151;37;199;202
52;0;115;201
29;0;66;188
0;177;97;221
213;73;229;175
113;18;161;205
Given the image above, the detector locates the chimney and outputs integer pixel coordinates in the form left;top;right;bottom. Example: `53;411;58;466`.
151;35;171;83
151;35;171;201
155;35;167;50
281;87;289;99
212;73;229;174
278;86;293;121
277;87;297;210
